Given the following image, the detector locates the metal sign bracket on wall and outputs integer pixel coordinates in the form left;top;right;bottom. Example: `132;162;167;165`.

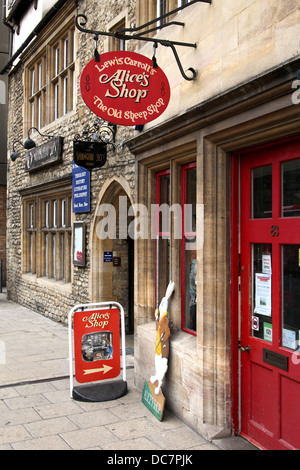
75;0;212;82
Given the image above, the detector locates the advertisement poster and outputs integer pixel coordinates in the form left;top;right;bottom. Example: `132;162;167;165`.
73;308;120;383
254;273;272;317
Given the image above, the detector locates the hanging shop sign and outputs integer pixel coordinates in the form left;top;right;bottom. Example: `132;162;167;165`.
73;307;121;384
80;51;171;126
25;137;63;172
73;140;107;170
72;160;90;213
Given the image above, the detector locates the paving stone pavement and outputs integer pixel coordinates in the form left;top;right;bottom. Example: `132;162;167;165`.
0;292;257;451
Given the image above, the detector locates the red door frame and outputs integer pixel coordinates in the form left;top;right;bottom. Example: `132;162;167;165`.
231;136;300;441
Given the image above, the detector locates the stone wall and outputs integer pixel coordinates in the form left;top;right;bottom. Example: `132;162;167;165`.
6;0;137;327
0;185;6;287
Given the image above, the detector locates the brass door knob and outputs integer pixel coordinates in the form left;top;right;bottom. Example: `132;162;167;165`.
240;344;251;353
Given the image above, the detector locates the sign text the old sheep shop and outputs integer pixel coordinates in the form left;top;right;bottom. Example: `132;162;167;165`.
80;51;171;126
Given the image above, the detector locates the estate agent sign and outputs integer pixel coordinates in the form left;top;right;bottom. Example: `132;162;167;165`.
80;51;171;126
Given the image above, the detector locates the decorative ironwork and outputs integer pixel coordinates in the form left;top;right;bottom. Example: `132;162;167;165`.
75;0;212;81
74;119;116;145
73;119;117;170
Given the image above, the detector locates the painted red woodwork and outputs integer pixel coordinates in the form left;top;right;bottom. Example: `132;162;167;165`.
80;51;171;126
232;138;300;450
181;162;197;336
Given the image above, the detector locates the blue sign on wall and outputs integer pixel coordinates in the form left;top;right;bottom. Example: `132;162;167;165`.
72;160;90;213
103;251;113;263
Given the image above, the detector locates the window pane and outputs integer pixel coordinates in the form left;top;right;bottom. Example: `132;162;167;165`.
60;234;65;280
282;159;300;217
156;171;170;307
157;237;170;305
31;101;35;128
55;83;59;119
64;38;68;68
184;239;196;332
63;76;68;114
30;234;33;272
185;168;196;233
45;233;49;276
282;245;300;350
38;62;42;89
252;244;273;342
252;165;272;219
31;69;35;95
159;173;170;233
55;47;59;75
52;234;56;278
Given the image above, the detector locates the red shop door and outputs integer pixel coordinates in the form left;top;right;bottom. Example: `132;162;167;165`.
239;139;300;450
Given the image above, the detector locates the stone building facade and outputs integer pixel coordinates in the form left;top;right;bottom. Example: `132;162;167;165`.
3;0;300;450
0;15;9;289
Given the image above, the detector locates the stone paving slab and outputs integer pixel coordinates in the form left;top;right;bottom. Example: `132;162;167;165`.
0;293;257;451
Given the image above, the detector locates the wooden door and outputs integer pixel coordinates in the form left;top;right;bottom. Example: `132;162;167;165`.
238;139;300;450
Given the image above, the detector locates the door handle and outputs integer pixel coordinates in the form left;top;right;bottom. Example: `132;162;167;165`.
240;344;251;353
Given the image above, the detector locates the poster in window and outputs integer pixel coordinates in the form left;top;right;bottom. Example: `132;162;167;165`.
73;222;85;267
254;273;272;317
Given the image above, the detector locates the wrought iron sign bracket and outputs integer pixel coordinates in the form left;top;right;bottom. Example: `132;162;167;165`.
75;0;211;82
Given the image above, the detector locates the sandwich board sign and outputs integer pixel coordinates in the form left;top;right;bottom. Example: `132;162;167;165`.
68;302;127;402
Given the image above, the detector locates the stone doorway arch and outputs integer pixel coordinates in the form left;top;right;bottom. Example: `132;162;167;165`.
90;176;134;333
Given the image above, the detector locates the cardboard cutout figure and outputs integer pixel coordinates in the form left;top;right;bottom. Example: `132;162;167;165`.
142;281;175;420
150;281;175;395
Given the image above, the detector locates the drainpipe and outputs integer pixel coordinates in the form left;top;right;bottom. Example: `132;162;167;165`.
2;0;13;58
0;0;68;75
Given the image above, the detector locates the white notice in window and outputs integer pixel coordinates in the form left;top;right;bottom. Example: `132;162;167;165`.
254;273;272;317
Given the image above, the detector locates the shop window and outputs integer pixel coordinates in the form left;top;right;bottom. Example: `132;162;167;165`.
155;170;170;306
25;20;75;130
155;163;197;335
181;163;197;334
23;189;72;284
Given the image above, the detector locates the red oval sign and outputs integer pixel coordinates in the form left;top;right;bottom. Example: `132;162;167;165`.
80;51;171;126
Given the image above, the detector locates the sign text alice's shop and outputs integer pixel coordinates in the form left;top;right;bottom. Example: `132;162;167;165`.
80;51;171;126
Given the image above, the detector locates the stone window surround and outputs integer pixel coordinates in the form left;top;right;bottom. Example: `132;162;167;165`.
20;176;72;287
22;2;76;133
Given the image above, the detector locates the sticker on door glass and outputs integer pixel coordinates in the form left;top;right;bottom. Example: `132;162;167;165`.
254;274;272;317
282;328;297;350
252;316;260;331
262;254;272;274
264;322;272;342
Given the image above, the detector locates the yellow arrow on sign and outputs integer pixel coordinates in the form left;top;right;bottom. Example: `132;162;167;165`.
83;365;113;376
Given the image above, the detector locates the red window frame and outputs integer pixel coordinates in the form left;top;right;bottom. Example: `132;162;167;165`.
181;162;197;335
155;169;170;308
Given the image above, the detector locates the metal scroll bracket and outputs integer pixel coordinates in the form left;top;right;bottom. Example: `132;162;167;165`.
75;0;212;81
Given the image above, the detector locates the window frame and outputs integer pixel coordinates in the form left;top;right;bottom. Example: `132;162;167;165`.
21;180;72;285
181;162;197;335
24;17;76;132
155;169;171;308
155;162;197;335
